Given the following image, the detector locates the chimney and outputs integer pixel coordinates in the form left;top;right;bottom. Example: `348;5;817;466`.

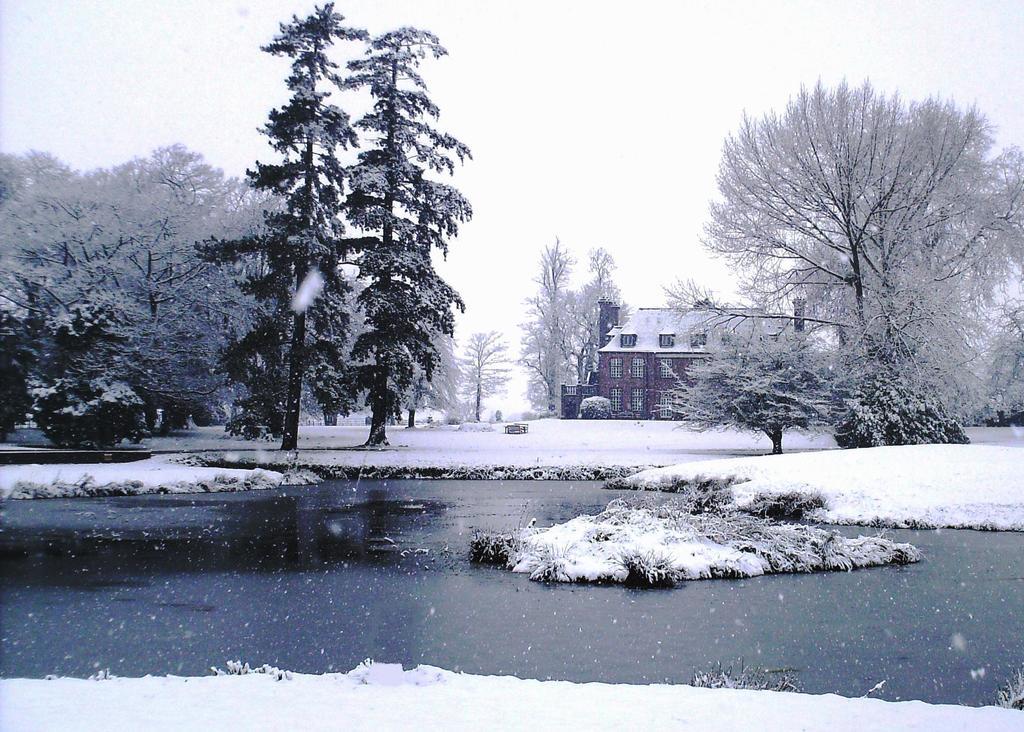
598;299;620;346
793;298;806;333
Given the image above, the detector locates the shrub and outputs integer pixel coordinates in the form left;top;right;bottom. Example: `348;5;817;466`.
579;396;612;420
690;660;800;692
616;549;677;587
605;475;736;514
835;374;969;448
211;660;292;681
745;491;827;520
445;414;463;425
32;377;147;448
468;531;520;566
522;543;572;582
996;666;1024;710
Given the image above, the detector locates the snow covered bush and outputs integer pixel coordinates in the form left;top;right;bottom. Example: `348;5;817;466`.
690;660;799;693
996;667;1024;710
474;498;921;586
669;335;837;454
744;491;826;520
615;549;677;587
578;396;611;420
211;661;292;681
469;531;520;565
835;374;969;448
32;377;147;448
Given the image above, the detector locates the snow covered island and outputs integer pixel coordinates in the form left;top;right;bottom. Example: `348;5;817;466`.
612;444;1024;531
473;498;920;585
1;662;1018;731
0;459;283;499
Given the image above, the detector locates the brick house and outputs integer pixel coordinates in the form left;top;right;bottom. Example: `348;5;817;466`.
560;300;772;419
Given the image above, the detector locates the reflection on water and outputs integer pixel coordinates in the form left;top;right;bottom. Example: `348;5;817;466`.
1;479;1023;707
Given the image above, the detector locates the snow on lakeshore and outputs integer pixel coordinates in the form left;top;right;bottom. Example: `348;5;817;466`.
0;458;283;499
619;445;1024;531
498;499;920;584
1;664;1018;732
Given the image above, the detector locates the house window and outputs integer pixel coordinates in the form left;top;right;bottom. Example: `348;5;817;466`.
610;387;623;412
609;357;623;378
690;331;708;348
620;334;637;348
630;388;645;413
658;391;673;417
659;334;675;348
631;357;645;378
659;359;674;378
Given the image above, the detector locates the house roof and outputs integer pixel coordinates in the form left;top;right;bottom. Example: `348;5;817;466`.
599;307;764;354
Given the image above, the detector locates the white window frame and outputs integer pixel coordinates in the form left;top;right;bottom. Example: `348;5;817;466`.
630;387;644;413
631;357;645;378
609;357;623;379
659;359;674;378
610;387;623;412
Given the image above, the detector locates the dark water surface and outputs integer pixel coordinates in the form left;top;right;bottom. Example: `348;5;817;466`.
1;479;1022;706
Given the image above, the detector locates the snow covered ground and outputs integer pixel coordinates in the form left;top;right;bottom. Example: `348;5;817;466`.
0;458;282;499
618;445;1024;530
495;499;921;584
146;421;839;465
1;663;1017;731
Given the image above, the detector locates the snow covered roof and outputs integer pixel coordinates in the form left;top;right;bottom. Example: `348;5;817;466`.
599;308;762;354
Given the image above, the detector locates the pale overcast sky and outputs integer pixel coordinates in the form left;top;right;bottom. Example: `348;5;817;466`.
2;0;1023;415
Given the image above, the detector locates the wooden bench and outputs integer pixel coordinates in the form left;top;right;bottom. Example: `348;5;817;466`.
503;423;529;435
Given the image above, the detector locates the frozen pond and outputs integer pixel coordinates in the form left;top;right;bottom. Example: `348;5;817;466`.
1;479;1022;706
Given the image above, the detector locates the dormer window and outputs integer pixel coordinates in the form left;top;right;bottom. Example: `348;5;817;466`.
659;334;675;348
690;331;708;348
620;334;637;348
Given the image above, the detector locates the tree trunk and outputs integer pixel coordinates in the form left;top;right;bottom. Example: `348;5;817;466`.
280;308;307;451
362;60;399;451
281;133;317;451
767;429;783;455
475;383;482;422
366;408;388;446
407;409;416;429
365;362;389;446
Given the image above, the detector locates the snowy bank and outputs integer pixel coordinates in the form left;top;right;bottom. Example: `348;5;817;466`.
0;459;283;499
474;499;920;585
1;663;1018;732
615;445;1024;531
181;455;659;482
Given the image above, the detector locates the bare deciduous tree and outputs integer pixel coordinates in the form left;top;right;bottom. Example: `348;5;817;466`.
461;331;511;422
520;239;574;413
670;80;1024;405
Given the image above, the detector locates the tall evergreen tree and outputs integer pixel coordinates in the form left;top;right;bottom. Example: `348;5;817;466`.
209;5;367;449
345;28;471;446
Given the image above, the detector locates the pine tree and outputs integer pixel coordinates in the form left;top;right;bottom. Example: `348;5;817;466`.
209;5;367;449
344;28;471;446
